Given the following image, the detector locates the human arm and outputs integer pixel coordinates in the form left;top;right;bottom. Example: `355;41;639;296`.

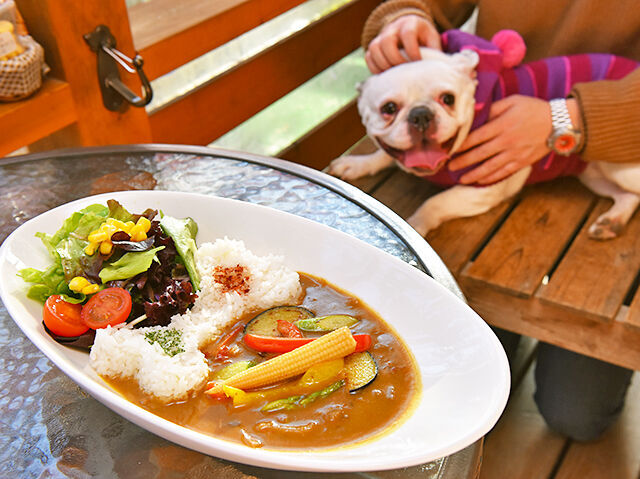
571;68;640;164
362;0;478;72
449;69;640;185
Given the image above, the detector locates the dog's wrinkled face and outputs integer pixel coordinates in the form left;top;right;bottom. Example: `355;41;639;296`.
358;49;479;176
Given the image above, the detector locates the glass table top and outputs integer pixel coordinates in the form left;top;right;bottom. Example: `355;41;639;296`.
0;145;476;478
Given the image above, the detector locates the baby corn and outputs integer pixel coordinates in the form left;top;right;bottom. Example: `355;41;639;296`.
207;326;356;395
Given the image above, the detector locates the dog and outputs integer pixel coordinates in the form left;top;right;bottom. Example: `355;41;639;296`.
328;30;640;240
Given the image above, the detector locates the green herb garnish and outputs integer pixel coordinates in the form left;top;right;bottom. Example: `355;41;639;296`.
144;328;185;357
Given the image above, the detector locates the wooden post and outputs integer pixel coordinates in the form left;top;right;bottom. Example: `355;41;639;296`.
15;0;152;148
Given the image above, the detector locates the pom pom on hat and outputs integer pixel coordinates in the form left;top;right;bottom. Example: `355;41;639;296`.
491;29;526;68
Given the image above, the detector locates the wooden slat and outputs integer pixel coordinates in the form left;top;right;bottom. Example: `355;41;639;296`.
371;170;444;220
539;198;640;321
464;178;595;298
460;279;640;370
278;102;365;170
149;0;378;146
0;78;75;156
131;0;307;81
480;363;567;479
554;373;640;479
426;200;515;277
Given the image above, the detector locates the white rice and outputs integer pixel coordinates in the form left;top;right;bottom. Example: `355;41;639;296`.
90;237;302;402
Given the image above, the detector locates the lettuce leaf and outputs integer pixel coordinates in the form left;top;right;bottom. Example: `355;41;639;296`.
19;203;110;303
99;246;165;283
159;215;200;290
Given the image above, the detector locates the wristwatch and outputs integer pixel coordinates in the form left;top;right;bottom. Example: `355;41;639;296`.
547;98;583;156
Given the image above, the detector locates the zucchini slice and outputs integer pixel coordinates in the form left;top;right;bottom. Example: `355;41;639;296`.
244;305;314;337
295;314;359;332
345;351;378;392
211;360;255;380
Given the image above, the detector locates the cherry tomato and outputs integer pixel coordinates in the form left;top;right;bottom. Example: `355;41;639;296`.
43;295;88;337
81;287;132;329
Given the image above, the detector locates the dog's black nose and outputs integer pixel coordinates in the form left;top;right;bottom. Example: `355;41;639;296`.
408;106;434;131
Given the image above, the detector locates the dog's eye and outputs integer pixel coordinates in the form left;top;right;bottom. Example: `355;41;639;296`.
441;93;455;107
380;102;398;116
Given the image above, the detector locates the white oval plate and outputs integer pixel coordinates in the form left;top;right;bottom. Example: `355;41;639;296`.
0;190;509;472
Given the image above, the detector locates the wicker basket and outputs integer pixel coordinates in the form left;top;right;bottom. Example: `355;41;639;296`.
0;35;45;101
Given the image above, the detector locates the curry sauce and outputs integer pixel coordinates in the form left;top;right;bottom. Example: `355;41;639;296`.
106;273;419;449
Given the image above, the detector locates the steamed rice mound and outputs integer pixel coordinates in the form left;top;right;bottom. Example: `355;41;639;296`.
90;238;302;402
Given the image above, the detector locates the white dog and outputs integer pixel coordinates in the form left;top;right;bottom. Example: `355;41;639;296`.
329;32;640;240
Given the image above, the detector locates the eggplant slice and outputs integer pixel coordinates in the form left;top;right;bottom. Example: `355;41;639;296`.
244;305;314;337
345;351;378;392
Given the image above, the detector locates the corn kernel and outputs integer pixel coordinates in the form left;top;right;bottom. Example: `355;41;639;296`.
69;276;90;292
121;221;134;233
106;218;126;229
88;231;108;243
81;284;100;295
130;231;147;242
136;217;151;232
100;223;118;236
99;241;113;255
85;242;99;255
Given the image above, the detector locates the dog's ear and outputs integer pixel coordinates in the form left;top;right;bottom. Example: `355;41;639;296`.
450;50;479;77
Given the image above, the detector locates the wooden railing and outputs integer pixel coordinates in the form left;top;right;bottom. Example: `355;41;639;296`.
2;0;372;163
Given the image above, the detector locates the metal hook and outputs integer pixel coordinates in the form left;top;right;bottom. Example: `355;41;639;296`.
83;25;153;112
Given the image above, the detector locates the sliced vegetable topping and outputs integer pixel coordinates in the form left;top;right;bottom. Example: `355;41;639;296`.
262;380;345;412
80;287;132;329
345;351;378;392
276;319;303;338
212;359;344;407
43;295;89;337
210;323;245;359
207;326;356;395
295;314;359;332
211;360;256;381
244;305;314;337
243;332;371;354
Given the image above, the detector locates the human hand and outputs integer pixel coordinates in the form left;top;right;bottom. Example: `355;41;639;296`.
448;95;554;185
365;15;441;73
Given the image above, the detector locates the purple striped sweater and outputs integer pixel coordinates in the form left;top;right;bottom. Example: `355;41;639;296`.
425;30;639;187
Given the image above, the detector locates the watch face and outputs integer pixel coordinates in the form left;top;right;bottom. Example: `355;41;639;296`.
553;133;578;154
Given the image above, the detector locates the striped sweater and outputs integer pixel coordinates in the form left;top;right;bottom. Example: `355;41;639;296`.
426;30;639;187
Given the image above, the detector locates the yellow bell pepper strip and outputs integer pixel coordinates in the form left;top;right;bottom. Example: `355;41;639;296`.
208;358;345;407
243;332;371;354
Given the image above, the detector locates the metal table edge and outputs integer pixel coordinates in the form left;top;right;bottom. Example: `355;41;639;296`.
2;143;464;302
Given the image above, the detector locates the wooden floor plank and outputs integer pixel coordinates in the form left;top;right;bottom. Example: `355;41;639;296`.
539;199;640;321
464;179;594;298
480;360;567;479
554;372;640;479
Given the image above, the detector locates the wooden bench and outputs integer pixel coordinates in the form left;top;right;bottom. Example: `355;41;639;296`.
344;138;640;372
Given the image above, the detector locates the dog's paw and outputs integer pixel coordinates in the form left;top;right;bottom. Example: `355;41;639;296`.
588;215;624;240
327;155;371;181
407;213;435;238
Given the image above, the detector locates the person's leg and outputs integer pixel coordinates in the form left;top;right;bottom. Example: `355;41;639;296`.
534;342;634;441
